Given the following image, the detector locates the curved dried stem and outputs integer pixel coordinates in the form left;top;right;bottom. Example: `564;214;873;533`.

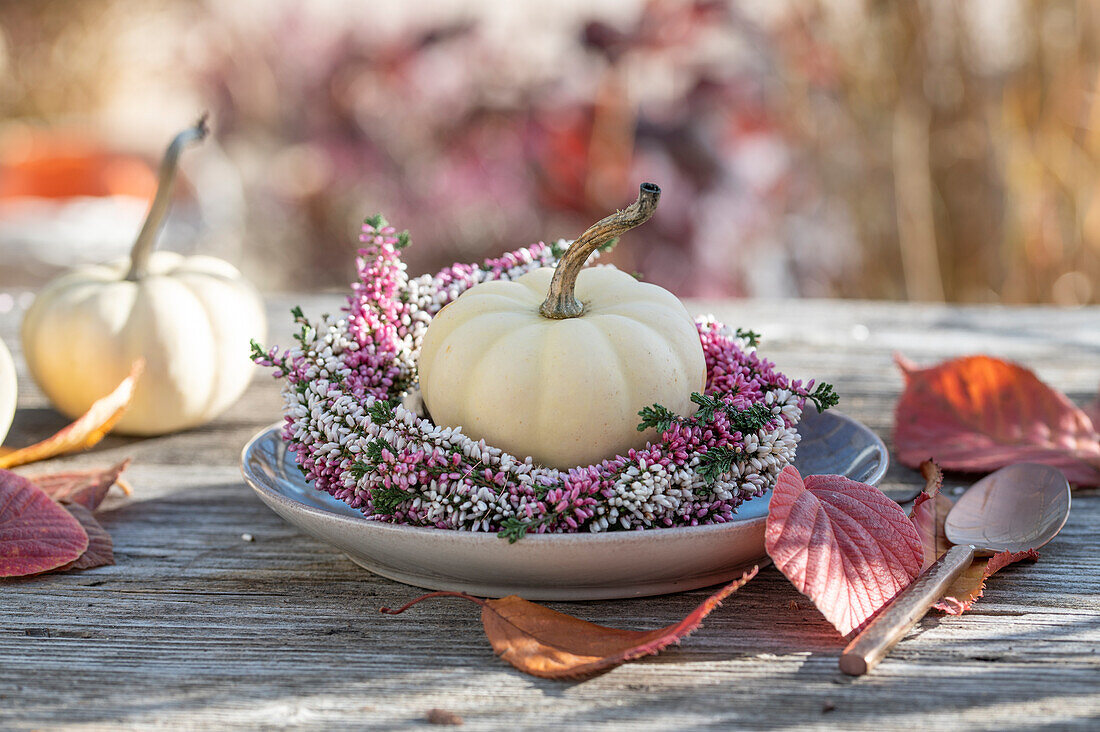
539;182;661;319
379;590;485;614
125;114;210;281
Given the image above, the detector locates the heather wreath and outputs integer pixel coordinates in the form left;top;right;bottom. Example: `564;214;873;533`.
253;217;837;540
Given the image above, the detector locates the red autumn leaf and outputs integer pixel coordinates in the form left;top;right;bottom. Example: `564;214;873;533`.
934;549;1039;615
27;460;131;511
765;466;924;636
909;459;953;571
381;566;758;679
893;355;1100;487
0;469;89;577
60;503;114;571
0;361;143;469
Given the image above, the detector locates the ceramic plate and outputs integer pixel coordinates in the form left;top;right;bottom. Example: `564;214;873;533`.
241;407;888;600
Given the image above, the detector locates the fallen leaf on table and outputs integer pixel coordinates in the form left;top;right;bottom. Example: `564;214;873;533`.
909;459;952;570
381;566;759;679
27;460;131;510
0;361;143;469
765;466;924;636
0;469;88;577
60;503;114;571
893;355;1100;487
933;549;1039;615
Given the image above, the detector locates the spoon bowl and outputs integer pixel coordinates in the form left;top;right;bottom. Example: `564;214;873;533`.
945;463;1071;554
841;462;1071;675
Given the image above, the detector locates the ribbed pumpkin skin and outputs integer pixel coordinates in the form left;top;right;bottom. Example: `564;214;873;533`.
21;251;266;436
0;337;15;446
419;266;705;470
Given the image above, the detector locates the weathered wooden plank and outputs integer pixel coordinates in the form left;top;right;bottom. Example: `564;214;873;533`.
0;295;1097;730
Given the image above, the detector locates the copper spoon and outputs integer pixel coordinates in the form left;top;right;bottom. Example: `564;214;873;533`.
840;463;1071;675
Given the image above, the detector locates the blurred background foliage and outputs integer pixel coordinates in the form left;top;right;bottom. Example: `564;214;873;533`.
1;0;1097;304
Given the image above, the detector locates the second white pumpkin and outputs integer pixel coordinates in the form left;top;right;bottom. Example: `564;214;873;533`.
22;251;265;436
21;118;265;436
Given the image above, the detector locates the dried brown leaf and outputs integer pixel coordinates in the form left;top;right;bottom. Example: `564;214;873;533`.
382;566;758;679
0;361;142;469
909;459;953;571
933;550;1039;614
27;460;131;511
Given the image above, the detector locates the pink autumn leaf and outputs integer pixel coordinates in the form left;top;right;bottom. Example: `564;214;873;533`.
765;466;924;636
893;355;1100;487
60;504;114;571
0;469;89;578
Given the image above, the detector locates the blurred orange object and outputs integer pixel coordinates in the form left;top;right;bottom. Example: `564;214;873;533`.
0;128;156;200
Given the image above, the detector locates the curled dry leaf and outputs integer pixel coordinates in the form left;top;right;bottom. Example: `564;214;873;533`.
934;549;1039;615
765;466;924;636
60;503;114;571
381;566;758;679
909;460;952;571
27;460;131;511
0;361;143;469
0;469;88;577
894;355;1100;487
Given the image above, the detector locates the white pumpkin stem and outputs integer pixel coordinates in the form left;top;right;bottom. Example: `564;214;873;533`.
539;182;661;319
125;114;210;281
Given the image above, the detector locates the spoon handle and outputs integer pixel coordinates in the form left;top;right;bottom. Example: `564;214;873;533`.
840;543;976;675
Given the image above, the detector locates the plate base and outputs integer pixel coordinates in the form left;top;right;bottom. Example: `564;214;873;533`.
345;554;769;601
241;408;887;600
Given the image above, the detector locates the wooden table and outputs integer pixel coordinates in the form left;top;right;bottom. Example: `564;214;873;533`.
2;296;1098;730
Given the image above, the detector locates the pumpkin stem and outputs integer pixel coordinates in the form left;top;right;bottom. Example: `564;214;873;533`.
125;114;210;281
539;182;660;319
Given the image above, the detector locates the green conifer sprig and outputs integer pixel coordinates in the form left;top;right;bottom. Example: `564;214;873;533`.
370;487;409;515
498;516;533;542
696;446;744;485
499;514;557;543
636;403;681;432
807;382;840;413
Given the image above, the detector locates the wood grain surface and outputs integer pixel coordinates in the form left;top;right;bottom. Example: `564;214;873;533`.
1;295;1097;731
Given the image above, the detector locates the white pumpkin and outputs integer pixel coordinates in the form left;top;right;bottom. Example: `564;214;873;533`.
0;337;16;446
419;183;705;469
20;117;266;436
